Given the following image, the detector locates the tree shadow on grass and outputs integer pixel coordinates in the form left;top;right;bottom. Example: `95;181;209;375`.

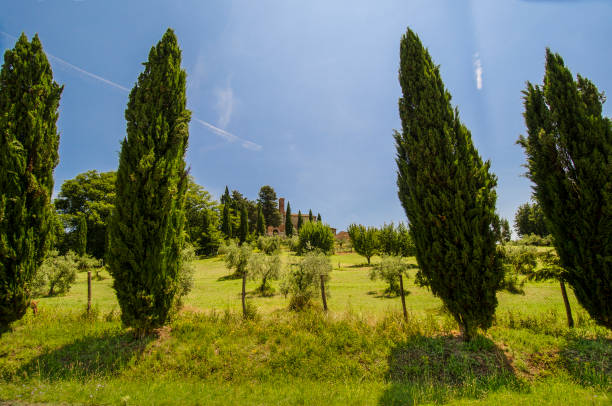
367;290;411;299
346;263;372;268
378;334;521;405
217;273;242;281
559;334;612;389
17;331;154;381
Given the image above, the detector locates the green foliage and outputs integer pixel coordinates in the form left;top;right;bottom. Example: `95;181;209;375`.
308;209;313;222
297;221;335;255
317;213;321;222
184;176;222;256
288;235;300;253
31;251;78;297
248;252;281;296
285;201;293;237
238;204;248;244
107;29;190;336
257;235;281;255
221;203;232;239
347;224;378;264
54;170;116;258
394;28;503;340
76;215;87;256
377;222;415;257
175;243;196;309
500;218;512;244
256;204;266;236
297;210;303;232
258;186;281;228
397;223;416;257
370;255;411;296
514;202;549;238
0;33;62;330
221;240;252;278
220;186;230;207
281;252;331;310
519;48;612;329
510;233;554;247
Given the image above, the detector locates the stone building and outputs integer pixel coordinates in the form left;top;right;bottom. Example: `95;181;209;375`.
267;197;336;236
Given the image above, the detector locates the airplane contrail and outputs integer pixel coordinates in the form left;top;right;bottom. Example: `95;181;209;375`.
0;31;262;151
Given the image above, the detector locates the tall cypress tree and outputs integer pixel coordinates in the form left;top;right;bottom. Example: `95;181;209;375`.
220;186;231;206
108;29;190;336
238;204;248;244
76;215;87;256
519;49;612;329
308;210;313;222
0;33;62;332
285;201;293;237
297;210;303;232
221;203;232;239
317;213;321;222
256;204;266;236
394;28;503;340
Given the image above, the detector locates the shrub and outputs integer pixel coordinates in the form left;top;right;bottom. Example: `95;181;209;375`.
370;256;411;296
281;253;332;310
257;235;281;255
297;221;335;255
247;252;281;296
31;251;78;297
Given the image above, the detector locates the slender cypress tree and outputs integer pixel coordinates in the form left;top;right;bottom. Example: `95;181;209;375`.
285;202;293;237
256;204;266;236
394;28;503;340
108;29;190;336
76;215;87;256
317;213;321;222
308;210;313;222
220;186;231;206
519;49;612;329
238;204;248;244
0;33;62;332
297;210;303;231
221;203;232;239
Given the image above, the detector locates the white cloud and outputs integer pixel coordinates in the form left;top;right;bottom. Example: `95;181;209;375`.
215;86;234;129
473;52;483;90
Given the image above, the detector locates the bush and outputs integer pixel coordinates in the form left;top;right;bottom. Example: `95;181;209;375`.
281;253;332;310
31;251;78;297
248;252;281;296
177;243;196;301
510;233;554;247
257;236;281;255
297;221;335;255
348;224;378;264
370;255;411;296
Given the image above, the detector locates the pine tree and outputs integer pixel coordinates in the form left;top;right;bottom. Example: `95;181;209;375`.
107;29;190;337
221;203;232;239
220;186;231;206
76;215;87;256
394;28;503;340
238;204;248;244
257;185;281;227
256;204;266;236
285;202;293;237
317;213;321;222
308;210;313;222
519;49;612;329
297;210;303;231
0;33;62;332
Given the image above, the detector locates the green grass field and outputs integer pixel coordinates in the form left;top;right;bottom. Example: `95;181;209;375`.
1;251;610;405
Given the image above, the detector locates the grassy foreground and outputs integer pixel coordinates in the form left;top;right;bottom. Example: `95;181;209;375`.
0;252;610;405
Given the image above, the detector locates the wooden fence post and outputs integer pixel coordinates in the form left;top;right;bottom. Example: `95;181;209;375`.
320;274;328;311
87;270;92;314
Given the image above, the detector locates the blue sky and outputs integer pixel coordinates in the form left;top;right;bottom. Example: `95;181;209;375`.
2;0;611;233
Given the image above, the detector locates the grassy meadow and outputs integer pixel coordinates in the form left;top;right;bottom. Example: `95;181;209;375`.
0;251;610;405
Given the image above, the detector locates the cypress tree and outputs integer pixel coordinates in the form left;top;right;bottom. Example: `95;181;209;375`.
76;215;87;256
0;33;62;332
308;210;313;222
238;204;248;244
519;49;612;329
108;29;190;336
317;213;321;222
220;186;231;206
256;204;266;236
394;28;503;340
221;203;232;239
285;201;293;237
297;210;303;231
